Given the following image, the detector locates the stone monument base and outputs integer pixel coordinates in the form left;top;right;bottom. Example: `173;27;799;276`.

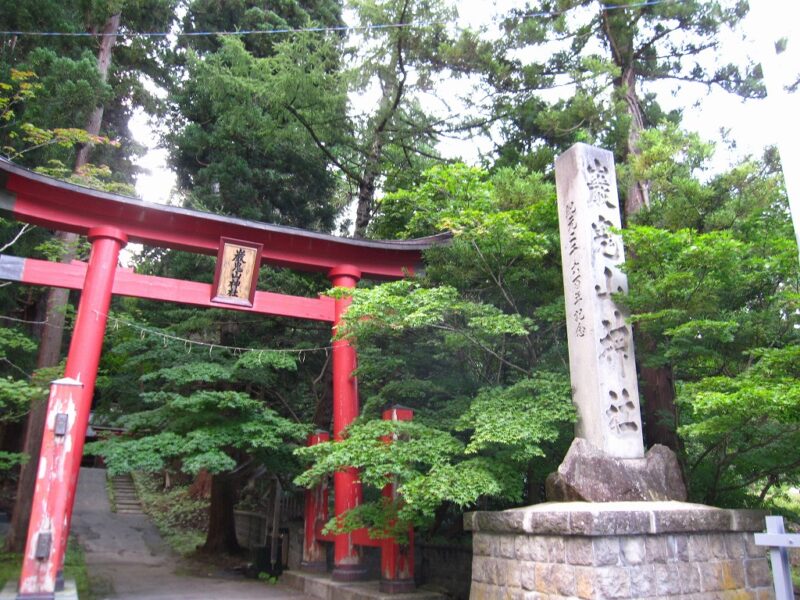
546;438;687;502
464;501;773;599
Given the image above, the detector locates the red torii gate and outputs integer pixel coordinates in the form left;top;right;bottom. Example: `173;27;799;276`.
0;158;447;599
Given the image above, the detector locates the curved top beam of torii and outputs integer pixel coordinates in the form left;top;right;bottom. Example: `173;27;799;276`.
0;158;450;279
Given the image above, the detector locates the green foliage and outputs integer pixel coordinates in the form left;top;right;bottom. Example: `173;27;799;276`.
0;55;110;163
0;376;43;424
235;349;298;373
0;327;45;471
0;66;120;168
1;0;179;179
458;375;575;462
331;280;528;340
168;33;343;228
132;472;208;556
179;0;342;59
297;162;575;536
258;572;279;584
621;137;799;505
34;162;133;195
88;307;312;481
0;451;28;472
622;222;796;376
678;346;800;506
296;420;462;489
0;327;37;358
295;418;524;535
90;367;306;476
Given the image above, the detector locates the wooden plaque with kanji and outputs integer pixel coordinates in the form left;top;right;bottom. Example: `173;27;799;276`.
211;237;263;307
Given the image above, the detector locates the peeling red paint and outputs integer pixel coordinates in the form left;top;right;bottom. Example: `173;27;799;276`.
18;228;125;597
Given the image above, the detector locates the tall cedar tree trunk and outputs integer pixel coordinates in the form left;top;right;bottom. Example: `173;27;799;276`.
202;473;242;554
354;160;379;238
640;362;681;449
619;66;650;216
353;3;408;238
4;12;121;552
189;469;213;499
600;6;680;455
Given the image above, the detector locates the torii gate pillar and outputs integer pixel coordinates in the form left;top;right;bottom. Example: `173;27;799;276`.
328;265;367;582
17;227;127;599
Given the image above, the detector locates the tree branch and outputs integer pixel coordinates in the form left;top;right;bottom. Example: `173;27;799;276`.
633;24;684;59
284;105;364;185
1;223;32;253
430;324;530;376
471;240;520;315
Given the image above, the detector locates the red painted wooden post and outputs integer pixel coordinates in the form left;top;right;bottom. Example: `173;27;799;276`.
380;406;415;593
16;378;83;599
302;430;330;571
328;264;366;582
17;226;126;599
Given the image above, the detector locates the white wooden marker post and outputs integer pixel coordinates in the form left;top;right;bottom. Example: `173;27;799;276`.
755;515;797;600
555;143;644;459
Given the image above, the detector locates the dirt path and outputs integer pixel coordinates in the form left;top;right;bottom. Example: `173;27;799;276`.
72;467;310;600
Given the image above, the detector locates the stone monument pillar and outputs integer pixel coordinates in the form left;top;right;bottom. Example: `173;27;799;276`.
548;143;684;502
555;142;643;459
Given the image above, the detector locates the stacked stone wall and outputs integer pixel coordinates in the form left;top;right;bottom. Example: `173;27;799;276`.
465;502;774;600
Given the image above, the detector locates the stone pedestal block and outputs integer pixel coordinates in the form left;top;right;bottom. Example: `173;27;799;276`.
546;438;687;502
464;501;773;600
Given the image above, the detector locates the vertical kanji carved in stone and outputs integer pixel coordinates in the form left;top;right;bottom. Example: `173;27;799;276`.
586;158;614;209
594;266;625;299
598;310;631;378
605;388;639;435
592;214;620;260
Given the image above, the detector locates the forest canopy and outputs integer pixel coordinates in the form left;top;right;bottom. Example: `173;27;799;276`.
0;0;797;557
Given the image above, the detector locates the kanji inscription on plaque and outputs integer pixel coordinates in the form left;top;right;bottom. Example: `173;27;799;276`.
211;237;263;307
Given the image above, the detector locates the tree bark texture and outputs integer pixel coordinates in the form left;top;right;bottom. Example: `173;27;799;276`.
600;7;650;216
4;11;121;553
189;469;213;499
619;66;650;216
354;166;378;238
201;473;242;554
75;13;121;169
640;365;682;452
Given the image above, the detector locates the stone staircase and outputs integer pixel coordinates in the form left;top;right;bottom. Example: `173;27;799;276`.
110;473;143;515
